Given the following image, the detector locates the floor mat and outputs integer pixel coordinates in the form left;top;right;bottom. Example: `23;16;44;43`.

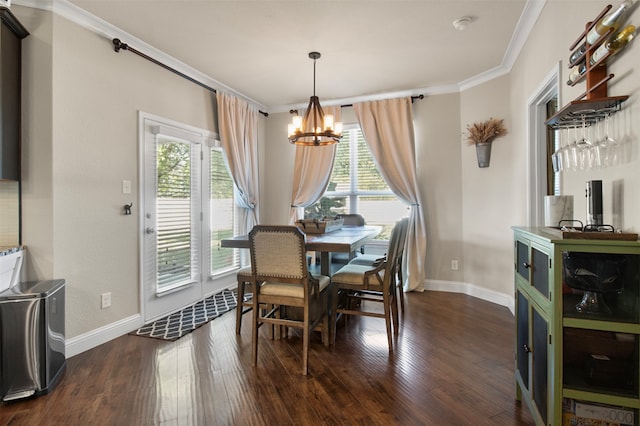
131;289;238;341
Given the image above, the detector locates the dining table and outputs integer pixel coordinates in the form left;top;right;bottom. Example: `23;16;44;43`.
221;225;382;276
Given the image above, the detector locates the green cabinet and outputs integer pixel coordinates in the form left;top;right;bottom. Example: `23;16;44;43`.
513;227;640;426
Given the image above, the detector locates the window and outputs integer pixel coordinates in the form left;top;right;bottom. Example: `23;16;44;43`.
305;125;407;240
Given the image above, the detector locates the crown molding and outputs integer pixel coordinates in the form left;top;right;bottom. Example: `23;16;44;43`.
16;0;545;113
503;0;547;71
14;0;267;112
459;0;546;92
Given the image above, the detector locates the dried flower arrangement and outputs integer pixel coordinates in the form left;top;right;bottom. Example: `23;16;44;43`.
465;118;508;145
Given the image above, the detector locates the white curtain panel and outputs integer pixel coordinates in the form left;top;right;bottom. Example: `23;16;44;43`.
216;92;260;234
288;105;341;224
354;97;426;292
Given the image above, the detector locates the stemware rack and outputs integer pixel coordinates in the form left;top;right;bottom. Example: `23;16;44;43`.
546;4;630;129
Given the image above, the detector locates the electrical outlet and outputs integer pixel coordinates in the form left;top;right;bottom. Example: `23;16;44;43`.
101;292;112;309
451;259;459;271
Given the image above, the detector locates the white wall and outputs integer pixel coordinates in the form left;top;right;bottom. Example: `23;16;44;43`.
413;94;463;283
460;75;515;296
262;110;296;224
19;6;54;280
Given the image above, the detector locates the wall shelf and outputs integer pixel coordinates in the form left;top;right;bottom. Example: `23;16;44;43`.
546;95;628;129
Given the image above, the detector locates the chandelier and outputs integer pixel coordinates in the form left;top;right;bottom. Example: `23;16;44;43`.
288;52;343;146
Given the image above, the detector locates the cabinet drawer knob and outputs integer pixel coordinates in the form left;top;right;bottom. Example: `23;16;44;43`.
522;262;530;269
523;344;531;353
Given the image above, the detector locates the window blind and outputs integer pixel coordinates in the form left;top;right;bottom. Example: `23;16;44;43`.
155;136;199;291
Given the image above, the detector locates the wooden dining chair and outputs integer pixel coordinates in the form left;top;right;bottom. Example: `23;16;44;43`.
235;266;253;334
249;225;331;375
330;218;407;352
348;217;409;312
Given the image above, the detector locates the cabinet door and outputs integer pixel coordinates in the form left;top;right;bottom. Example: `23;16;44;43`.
516;240;530;281
515;237;551;301
532;307;549;425
516;286;550;426
531;247;549;298
516;290;530;390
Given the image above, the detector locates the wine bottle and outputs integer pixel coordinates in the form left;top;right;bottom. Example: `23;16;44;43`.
586;0;634;45
591;24;636;64
567;61;587;85
569;43;587;64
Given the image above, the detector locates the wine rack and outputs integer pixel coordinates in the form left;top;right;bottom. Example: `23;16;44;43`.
546;4;630;129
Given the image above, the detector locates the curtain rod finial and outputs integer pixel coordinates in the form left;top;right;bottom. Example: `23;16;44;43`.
112;38;128;53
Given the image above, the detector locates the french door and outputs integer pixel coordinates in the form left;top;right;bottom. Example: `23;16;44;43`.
142;117;204;321
141;113;240;322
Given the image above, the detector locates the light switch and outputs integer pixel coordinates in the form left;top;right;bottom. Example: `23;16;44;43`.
122;180;131;194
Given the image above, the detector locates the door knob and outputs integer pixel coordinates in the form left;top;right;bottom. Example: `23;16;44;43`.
145;227;155;234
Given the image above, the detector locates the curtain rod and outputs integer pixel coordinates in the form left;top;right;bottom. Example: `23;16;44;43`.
112;38;269;117
289;94;425;115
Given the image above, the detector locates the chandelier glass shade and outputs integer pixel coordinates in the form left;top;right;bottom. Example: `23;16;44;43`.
288;52;343;146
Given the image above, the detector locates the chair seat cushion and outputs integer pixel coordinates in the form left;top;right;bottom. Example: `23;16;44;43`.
332;264;385;287
348;254;384;266
261;275;330;298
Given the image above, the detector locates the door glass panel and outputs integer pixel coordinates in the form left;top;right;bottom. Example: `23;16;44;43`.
156;137;194;292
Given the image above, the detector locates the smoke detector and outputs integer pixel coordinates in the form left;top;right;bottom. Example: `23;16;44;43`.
453;16;473;31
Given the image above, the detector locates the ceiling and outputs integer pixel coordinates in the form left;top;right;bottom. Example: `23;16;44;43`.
67;0;539;112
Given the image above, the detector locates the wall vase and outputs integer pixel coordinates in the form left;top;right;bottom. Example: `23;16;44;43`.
476;142;492;168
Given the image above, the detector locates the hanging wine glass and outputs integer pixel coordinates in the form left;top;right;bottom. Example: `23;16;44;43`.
563;126;573;171
551;127;564;172
590;118;604;168
601;113;619;166
576;115;591;170
569;124;580;171
558;127;570;172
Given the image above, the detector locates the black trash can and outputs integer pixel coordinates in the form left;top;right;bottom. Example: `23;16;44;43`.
0;279;66;402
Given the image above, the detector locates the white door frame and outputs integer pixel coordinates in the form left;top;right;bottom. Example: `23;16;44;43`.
526;62;561;226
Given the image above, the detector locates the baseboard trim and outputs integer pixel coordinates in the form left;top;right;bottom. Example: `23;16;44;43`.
66;314;142;358
424;279;515;315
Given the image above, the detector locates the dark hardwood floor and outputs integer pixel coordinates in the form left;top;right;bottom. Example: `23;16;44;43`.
1;291;535;425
